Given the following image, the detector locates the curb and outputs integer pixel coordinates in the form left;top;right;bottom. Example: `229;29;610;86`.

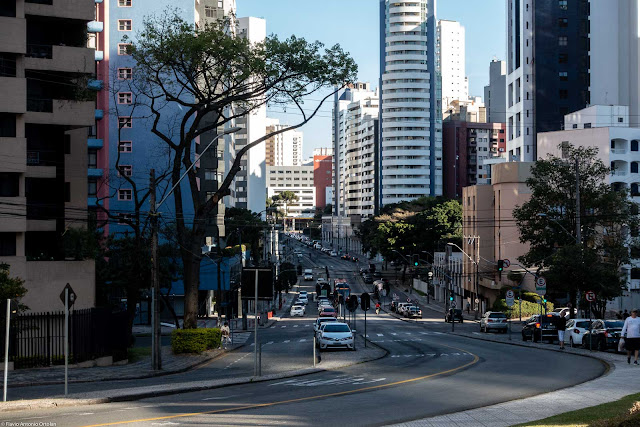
0;335;389;413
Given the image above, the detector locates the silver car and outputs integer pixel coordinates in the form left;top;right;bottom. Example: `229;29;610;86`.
316;322;354;350
480;311;508;333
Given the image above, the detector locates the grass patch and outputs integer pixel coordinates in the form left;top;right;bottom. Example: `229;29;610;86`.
127;347;151;363
516;392;640;427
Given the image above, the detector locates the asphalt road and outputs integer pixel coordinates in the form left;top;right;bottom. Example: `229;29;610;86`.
6;237;607;426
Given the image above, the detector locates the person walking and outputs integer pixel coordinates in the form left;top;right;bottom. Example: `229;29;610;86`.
622;309;640;364
220;322;230;349
555;314;567;350
623;309;630;320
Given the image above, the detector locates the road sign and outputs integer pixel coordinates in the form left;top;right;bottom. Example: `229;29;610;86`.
347;295;358;312
503;259;511;268
474;298;479;304
506;290;515;307
360;293;371;311
535;276;547;295
407;297;411;303
450;301;457;308
585;290;596;302
59;283;77;308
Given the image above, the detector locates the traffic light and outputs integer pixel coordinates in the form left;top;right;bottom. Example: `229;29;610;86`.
412;254;419;267
543;298;547;304
497;260;504;272
449;295;454;301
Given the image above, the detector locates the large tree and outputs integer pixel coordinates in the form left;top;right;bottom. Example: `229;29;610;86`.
513;144;640;317
127;11;357;328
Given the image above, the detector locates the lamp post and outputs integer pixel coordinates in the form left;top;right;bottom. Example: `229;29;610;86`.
150;126;240;370
446;242;480;320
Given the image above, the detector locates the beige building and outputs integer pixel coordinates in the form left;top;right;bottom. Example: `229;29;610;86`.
462;162;535;310
0;0;96;311
265;118;303;167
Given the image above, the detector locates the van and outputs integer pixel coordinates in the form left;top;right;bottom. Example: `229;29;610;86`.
304;268;313;275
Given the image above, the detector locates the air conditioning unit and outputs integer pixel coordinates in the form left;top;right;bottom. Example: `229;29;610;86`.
499;148;505;152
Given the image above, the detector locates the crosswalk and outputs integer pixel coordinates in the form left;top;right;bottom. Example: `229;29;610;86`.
230;331;252;345
390;353;472;358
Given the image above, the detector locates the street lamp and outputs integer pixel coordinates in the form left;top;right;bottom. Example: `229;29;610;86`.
446;242;481;320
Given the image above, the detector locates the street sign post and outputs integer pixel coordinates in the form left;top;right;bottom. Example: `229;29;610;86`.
585;290;596;351
360;293;370;348
506;290;515;307
59;283;76;396
450;301;457;308
535;277;547;296
503;259;511;268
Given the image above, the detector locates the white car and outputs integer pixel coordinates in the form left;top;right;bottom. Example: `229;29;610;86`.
314;316;337;335
304;273;313;281
564;318;593;347
329;251;337;257
290;305;305;317
297;295;309;305
317;322;354;351
396;302;412;315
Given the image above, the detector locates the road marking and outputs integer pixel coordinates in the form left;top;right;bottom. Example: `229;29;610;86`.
265;341;274;345
281;326;286;328
377;333;384;337
294;325;299;328
283;340;290;343
299;338;307;342
80;334;480;427
390;332;398;336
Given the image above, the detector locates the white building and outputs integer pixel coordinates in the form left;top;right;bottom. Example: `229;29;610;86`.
380;0;442;203
226;17;267;215
265;118;303;167
437;20;468;114
266;165;315;218
537;105;640;313
484;59;506;124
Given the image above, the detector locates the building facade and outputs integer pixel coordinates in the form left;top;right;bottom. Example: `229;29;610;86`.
483;59;506;124
0;0;97;311
312;148;333;209
442;121;506;198
265;118;303;167
266;165;315;218
380;0;442;203
437;20;468;114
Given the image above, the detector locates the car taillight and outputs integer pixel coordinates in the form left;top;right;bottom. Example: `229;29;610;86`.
604;331;609;337
574;329;580;334
487;319;493;322
535;323;541;328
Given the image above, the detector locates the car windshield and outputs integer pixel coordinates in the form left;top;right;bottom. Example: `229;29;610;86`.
322;308;335;313
605;321;624;328
318;318;336;324
576;321;591;328
292;306;302;309
489;313;506;318
323;324;350;333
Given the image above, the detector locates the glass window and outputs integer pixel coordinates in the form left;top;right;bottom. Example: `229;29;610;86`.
118;189;132;201
88;178;97;196
559;0;568;9
118;44;131;55
558;18;569;28
118;0;132;6
204;6;215;17
118;117;132;128
88;150;97;168
118;141;132;152
559;71;568;81
118;19;132;31
0;233;16;257
632;140;639;151
632;162;638;174
118;92;132;104
119;165;132;177
118;68;133;80
558;36;568;46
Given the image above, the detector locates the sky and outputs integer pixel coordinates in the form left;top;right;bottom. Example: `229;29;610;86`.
236;0;506;160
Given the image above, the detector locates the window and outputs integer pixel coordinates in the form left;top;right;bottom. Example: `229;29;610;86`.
0;113;16;137
204;169;221;181
558;36;568;46
558;18;568;28
118;141;132;152
584;123;591;128
118;0;132;6
0;173;19;197
204;6;215;17
559;71;568;81
118;213;133;224
633;140;639;152
632;162;639;174
118;68;132;80
559;89;568;99
619;117;624;123
118;117;132;128
118;165;132;177
88;150;97;168
118;19;132;31
118;92;132;104
559;0;567;9
0;233;16;257
559;53;568;63
118;189;132;201
218;0;223;6
118;44;131;55
88;178;97;197
633;183;640;197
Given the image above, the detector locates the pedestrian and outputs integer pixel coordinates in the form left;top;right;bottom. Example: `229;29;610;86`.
466;301;471;315
555;314;567;350
220;321;230;349
622;309;640;364
623;309;630;320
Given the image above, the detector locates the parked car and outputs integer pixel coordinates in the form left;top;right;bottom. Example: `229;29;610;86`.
390;301;397;312
313;317;337;335
564;318;593;347
316;322;354;351
319;306;337;318
290;305;305;317
552;307;576;319
582;319;624;351
480;311;508;333
396;302;411;315
445;308;464;323
329;251;337;257
297;294;308;305
521;314;559;343
406;306;422;319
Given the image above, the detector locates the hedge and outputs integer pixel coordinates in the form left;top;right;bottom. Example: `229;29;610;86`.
171;328;222;354
492;298;555;319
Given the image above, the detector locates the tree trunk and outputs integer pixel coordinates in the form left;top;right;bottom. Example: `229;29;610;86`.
125;293;139;347
181;242;202;329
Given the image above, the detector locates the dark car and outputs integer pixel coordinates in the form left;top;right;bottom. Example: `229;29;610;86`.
582;319;624;351
521;314;559;343
445;308;463;323
341;254;351;260
363;275;374;284
372;272;383;279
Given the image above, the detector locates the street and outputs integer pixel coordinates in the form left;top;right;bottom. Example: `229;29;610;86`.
3;238;606;426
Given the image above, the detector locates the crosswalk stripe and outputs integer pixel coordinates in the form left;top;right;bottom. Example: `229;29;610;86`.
284;340;290;343
294;325;299;328
377;333;384;337
299;338;307;342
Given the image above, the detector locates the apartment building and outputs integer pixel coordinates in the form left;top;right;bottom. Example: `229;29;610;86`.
380;0;442;202
313;148;333;209
266;165;315;218
483;59;506;124
265;118;303;167
437;20;468;115
0;0;97;311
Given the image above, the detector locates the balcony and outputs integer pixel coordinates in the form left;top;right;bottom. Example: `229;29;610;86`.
25;44;94;74
0;197;26;232
87;79;104;91
0;77;26;113
25;99;94;127
95;109;104;120
0;137;27;173
25;0;93;21
87;21;104;33
87;138;103;149
94;50;104;61
0;16;26;54
88;168;103;178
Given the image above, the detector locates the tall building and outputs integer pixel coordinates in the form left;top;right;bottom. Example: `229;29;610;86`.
265;118;303;167
437;20;468;114
0;0;97;311
505;0;640;162
483;59;507;124
332;82;377;216
313;148;333;209
266;165;315;218
380;0;442;203
225;16;267;215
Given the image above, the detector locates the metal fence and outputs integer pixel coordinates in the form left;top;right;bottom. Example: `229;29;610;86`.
1;308;129;369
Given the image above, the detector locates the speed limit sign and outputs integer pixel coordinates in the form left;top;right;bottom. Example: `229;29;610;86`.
585;290;596;302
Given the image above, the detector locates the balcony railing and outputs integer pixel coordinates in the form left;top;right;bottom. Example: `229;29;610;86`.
27;98;53;112
613;171;628;177
26;44;53;59
611;148;627;154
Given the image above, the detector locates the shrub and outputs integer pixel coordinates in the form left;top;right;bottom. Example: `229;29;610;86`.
171;328;222;354
492;298;554;319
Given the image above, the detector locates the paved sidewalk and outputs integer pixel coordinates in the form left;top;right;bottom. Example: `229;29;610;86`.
389;328;633;427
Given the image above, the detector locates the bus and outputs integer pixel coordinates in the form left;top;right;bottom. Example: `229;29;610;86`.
333;279;351;301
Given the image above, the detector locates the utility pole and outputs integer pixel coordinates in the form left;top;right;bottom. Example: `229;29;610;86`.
150;169;161;370
575;157;581;246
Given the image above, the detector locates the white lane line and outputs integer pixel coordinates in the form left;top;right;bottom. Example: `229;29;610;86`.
390;332;398;336
294;325;299;328
377;333;384;337
265;341;274;345
283;340;290;343
281;326;287;328
299;338;307;342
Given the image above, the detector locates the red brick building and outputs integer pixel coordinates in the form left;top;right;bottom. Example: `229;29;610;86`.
313;148;333;209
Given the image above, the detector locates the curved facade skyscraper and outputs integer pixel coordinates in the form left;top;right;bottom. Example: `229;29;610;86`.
380;0;442;204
